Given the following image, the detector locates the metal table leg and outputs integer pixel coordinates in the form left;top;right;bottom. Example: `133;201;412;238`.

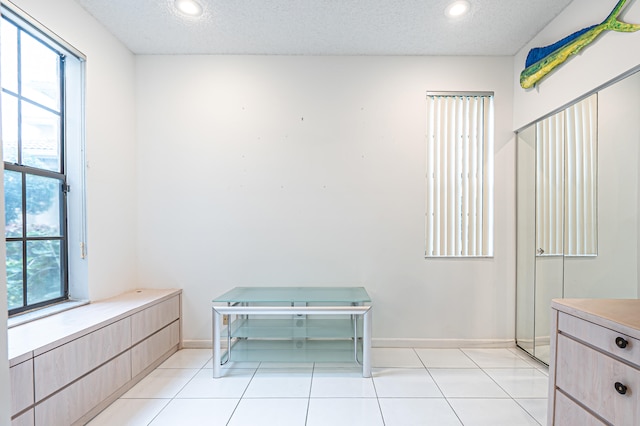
212;307;221;378
362;307;372;378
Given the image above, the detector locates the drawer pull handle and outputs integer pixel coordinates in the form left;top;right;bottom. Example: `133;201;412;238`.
615;382;628;395
615;336;629;349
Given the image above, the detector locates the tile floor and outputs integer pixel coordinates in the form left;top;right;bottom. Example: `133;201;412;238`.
87;347;548;426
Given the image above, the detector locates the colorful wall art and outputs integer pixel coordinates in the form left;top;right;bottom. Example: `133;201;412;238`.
520;0;640;89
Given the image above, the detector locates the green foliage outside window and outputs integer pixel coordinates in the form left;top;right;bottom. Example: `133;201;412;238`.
4;168;62;311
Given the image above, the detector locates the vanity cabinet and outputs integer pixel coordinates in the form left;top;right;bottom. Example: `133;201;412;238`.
548;299;640;425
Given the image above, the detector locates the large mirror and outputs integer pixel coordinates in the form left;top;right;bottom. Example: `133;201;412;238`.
516;69;640;364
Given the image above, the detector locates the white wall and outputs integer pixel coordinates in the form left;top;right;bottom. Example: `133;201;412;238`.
513;0;640;129
135;55;516;345
8;0;139;301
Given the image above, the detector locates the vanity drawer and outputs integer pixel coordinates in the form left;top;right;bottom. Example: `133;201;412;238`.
556;334;640;425
558;312;640;368
554;391;606;426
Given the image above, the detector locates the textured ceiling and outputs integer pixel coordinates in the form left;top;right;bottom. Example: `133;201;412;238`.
74;0;574;56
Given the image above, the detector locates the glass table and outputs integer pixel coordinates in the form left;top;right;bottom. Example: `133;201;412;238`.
212;286;372;378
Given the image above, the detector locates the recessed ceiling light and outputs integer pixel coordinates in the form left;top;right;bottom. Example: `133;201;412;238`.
445;0;470;18
174;0;203;17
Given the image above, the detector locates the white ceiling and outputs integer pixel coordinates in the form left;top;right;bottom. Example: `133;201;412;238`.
74;0;574;56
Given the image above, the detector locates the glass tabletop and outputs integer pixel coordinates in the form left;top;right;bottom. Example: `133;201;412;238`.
213;286;371;303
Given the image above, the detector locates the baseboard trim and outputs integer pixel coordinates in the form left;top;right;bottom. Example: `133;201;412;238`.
182;338;516;349
183;339;217;349
371;338;515;348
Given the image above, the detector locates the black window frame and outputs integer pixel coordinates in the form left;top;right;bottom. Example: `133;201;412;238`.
3;13;70;315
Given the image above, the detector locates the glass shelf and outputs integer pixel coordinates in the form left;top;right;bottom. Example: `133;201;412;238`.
213;286;371;304
222;339;363;364
229;318;358;339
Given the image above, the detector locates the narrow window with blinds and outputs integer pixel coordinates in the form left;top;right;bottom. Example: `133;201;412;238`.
425;92;494;257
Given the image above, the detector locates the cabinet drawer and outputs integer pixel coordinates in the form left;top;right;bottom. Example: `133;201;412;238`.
131;296;180;344
131;320;180;377
34;317;131;401
34;351;131;426
558;312;640;368
10;359;33;416
556;334;640;425
554;391;606;426
11;409;34;426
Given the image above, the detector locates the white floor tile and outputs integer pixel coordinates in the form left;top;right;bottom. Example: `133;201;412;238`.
373;368;442;397
372;347;424;367
379;398;462;426
509;348;550;372
176;368;254;398
157;349;212;369
516;398;548;425
243;368;312;397
207;358;261;370
317;361;363;368
484;368;549;398
228;398;309;426
448;398;540;426
148;398;238;425
307;398;384;426
86;399;169;426
258;362;314;369
311;367;377;397
429;369;508;398
122;368;199;399
461;348;532;368
415;348;478;368
91;348;551;425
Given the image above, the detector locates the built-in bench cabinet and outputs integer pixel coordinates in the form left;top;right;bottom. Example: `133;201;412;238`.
8;288;182;426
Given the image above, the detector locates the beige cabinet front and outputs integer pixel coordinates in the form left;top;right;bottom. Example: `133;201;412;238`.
554;392;606;426
131;320;180;377
10;359;34;417
34;317;131;401
11;409;34;426
34;351;131;426
556;334;640;425
131;295;180;344
558;312;640;366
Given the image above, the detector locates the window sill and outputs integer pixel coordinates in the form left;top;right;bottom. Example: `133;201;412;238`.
8;299;89;329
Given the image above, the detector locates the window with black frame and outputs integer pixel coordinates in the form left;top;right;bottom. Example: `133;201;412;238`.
2;13;69;314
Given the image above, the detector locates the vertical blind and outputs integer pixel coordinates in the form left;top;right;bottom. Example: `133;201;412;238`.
536;112;565;255
536;94;597;256
425;93;494;257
